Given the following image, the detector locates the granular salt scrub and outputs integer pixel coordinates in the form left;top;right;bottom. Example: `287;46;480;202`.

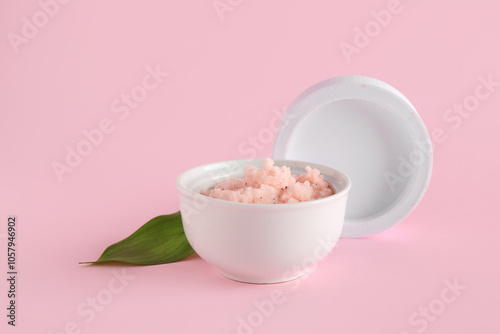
207;158;334;204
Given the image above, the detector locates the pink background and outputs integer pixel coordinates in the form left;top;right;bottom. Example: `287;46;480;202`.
1;0;499;333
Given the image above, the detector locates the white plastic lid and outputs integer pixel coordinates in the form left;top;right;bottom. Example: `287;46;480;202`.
273;76;433;238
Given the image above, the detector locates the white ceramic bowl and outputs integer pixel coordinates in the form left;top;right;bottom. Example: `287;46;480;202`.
176;159;351;283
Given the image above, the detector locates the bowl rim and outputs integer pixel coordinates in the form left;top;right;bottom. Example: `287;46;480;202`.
176;158;351;208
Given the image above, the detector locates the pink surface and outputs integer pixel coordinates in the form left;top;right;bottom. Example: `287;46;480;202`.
1;0;499;333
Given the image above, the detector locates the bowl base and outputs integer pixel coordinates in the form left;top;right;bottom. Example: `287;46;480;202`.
218;269;308;284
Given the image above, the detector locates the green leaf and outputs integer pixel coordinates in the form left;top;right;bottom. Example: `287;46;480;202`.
80;211;195;265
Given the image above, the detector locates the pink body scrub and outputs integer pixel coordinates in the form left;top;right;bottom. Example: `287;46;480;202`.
207;158;334;204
